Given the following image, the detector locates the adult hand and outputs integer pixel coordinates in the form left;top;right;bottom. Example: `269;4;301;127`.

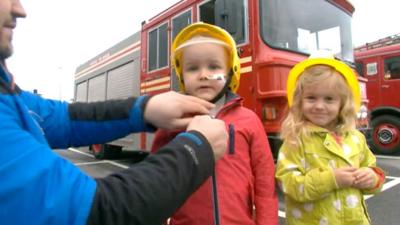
352;167;378;189
334;167;357;188
187;115;227;161
144;91;214;130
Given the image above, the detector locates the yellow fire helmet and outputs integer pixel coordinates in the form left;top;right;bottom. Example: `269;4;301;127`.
287;56;361;111
172;22;241;93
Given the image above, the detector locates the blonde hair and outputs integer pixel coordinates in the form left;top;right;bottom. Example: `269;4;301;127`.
280;65;357;147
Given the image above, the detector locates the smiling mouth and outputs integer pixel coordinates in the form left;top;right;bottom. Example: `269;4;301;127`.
312;114;326;118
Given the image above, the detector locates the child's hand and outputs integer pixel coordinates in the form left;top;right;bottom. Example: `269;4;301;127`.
353;167;377;189
334;167;357;188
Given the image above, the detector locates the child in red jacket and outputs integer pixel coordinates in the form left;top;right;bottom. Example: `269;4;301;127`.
151;22;278;225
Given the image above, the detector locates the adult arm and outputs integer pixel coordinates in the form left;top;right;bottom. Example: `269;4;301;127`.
20;91;213;148
87;131;215;225
0;97;97;225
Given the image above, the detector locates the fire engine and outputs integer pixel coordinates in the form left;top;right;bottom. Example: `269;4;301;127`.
74;0;368;159
355;33;400;154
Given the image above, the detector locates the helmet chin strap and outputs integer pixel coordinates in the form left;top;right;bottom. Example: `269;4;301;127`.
210;69;233;103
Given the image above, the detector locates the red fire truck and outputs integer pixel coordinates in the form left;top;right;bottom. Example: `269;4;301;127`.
74;0;368;159
355;34;400;154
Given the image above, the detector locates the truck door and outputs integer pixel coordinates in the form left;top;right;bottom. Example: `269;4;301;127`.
381;56;400;107
361;60;381;108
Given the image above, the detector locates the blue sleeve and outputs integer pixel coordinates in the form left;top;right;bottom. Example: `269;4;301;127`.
0;96;96;225
20;91;155;148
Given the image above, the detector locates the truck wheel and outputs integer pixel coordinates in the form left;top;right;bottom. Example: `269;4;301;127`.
370;115;400;154
90;144;122;159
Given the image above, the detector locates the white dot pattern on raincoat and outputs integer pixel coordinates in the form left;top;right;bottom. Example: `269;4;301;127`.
352;135;360;144
342;144;351;156
298;184;304;194
303;203;314;212
275;130;379;225
292;208;302;219
328;160;336;169
332;199;341;211
278;152;285;161
286;164;298;170
346;195;359;208
319;217;328;225
293;171;301;176
300;158;306;169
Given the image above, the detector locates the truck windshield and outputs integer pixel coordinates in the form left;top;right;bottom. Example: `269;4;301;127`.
260;0;354;62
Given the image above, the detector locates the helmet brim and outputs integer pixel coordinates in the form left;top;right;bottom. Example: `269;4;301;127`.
287;58;361;111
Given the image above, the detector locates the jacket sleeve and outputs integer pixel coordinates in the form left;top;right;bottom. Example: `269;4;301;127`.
0;97;97;224
86;131;215;225
356;131;385;194
249;118;278;225
275;142;338;203
20;91;154;148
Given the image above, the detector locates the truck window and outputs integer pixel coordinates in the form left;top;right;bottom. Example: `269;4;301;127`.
384;56;400;80
199;0;246;45
172;10;192;40
170;9;193;91
355;62;364;77
260;0;354;62
148;22;168;71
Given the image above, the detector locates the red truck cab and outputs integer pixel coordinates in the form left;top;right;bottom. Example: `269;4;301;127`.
355;34;400;154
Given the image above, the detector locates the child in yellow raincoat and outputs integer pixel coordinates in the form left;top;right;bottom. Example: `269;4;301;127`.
275;55;385;225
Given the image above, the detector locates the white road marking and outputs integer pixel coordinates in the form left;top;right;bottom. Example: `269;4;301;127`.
375;155;400;160
68;147;94;158
75;161;108;166
105;160;129;169
68;147;129;169
365;176;400;200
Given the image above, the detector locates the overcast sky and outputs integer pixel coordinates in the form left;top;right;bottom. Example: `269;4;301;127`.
7;0;399;101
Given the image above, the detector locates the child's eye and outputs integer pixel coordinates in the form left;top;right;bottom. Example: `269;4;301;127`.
186;66;198;72
209;64;222;70
324;96;334;102
305;96;316;101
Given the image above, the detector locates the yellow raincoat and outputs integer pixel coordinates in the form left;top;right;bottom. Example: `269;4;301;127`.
276;125;384;225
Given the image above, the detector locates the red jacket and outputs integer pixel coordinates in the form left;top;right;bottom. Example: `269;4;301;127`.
151;93;278;225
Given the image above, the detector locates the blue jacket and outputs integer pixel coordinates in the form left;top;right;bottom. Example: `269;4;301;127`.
0;65;154;225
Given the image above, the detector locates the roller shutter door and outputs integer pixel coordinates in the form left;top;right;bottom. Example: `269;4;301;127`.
88;73;106;102
106;61;139;100
75;81;87;102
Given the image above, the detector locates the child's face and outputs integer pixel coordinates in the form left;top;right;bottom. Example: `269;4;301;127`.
181;42;229;101
301;80;341;130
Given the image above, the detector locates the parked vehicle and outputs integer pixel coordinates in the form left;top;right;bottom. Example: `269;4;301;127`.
355;34;400;154
75;0;368;159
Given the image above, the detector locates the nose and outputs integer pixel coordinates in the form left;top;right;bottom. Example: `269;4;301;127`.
12;0;27;19
314;99;325;110
199;68;210;80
